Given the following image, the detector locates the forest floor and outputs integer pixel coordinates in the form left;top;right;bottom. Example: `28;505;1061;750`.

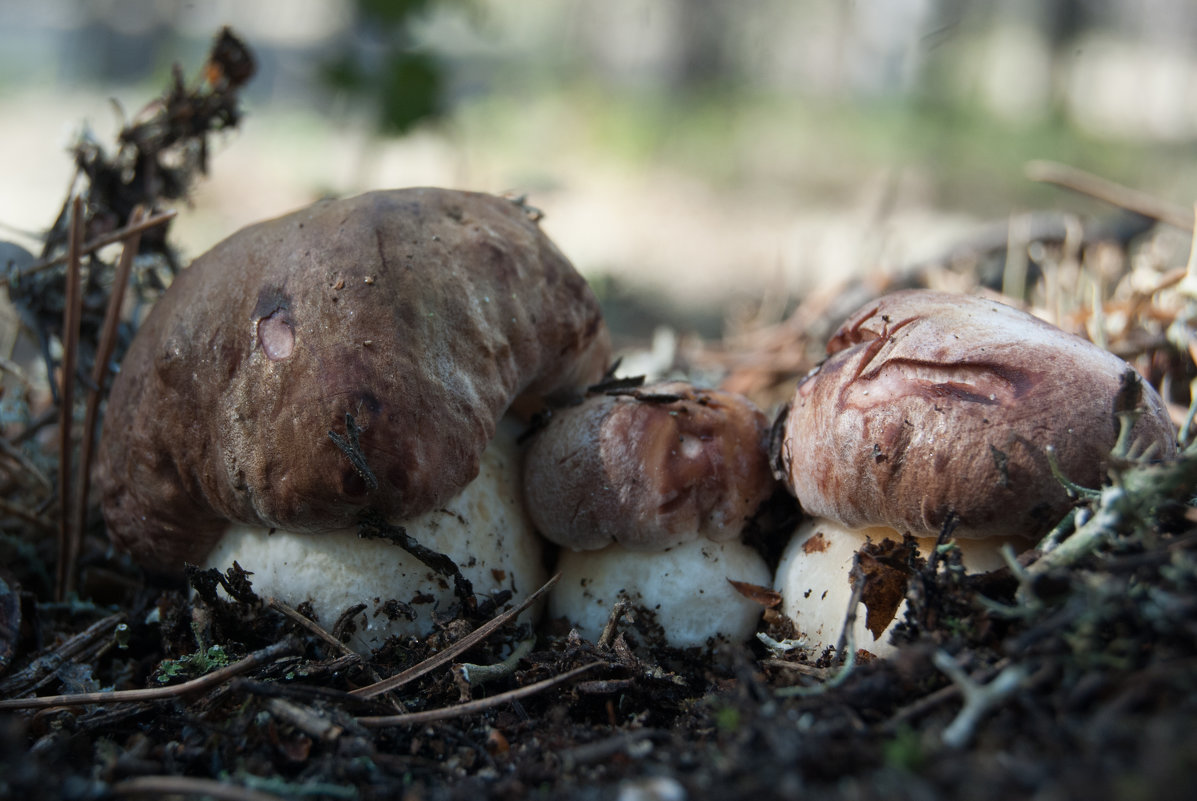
3;29;1197;801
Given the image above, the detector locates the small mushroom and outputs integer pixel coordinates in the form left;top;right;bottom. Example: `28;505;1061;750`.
773;290;1178;656
524;381;778;647
98;188;610;650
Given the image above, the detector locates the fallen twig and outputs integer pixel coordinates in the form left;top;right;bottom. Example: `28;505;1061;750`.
110;775;286;801
55;196;85;601
0;612;123;697
774;559;865;698
3;209;177;285
350;572;558;699
356;661;602;728
455;636;535;686
1025;160;1193;231
357;510;473;610
0;636;300;710
596;599;629;650
267;596;356;658
264;697;344;742
558;729;665;769
69;208;146;604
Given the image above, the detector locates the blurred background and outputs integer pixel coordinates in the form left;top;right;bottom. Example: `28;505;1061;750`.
2;0;1197;339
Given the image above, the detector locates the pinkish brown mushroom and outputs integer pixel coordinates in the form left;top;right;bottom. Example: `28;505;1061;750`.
772;289;1178;657
98;188;610;649
777;289;1176;541
523;381;778;647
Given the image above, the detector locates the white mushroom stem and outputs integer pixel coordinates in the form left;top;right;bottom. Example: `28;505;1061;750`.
774;518;1030;658
202;418;545;654
551;539;772;648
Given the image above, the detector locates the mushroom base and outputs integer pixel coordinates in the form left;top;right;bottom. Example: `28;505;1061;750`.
774;518;1028;659
550;539;772;649
202;419;545;654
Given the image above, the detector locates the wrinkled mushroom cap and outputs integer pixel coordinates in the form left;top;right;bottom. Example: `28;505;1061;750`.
778;290;1176;539
523;381;777;551
99;188;610;569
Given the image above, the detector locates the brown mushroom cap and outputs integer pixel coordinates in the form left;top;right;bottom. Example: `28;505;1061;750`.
523;381;777;551
99;188;610;569
777;290;1177;539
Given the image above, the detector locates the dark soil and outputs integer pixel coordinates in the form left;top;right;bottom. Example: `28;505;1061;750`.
3;482;1197;801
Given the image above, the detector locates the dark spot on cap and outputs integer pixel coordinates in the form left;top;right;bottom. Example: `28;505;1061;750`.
252;285;291;320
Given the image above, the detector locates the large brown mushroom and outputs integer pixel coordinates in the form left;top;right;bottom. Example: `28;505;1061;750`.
98;188;610;649
773;289;1177;656
524;381;778;647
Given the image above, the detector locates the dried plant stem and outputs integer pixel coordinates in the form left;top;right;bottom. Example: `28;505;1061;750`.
351;572;559;700
0;613;123;697
456;636;535;685
0;636;300;710
832;559;865;666
55;196;85;602
596;599;629;649
1025;160;1194;231
70;208;145;594
110;775;286;801
266;596;356;657
1002;212;1031;300
1177;204;1197;301
264;697;344;742
775;560;865;699
5;209;177;284
356;661;602;728
263;595;405;709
